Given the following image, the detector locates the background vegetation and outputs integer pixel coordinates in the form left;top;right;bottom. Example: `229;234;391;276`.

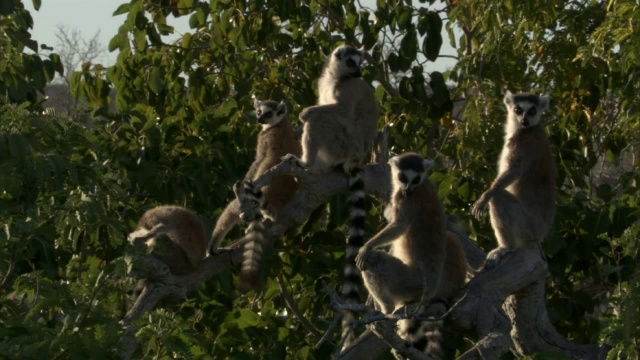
1;0;638;358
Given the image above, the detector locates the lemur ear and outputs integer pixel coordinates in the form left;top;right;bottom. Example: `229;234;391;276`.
389;156;401;168
423;159;435;172
253;98;261;108
503;90;514;106
277;101;288;115
539;95;550;111
334;46;344;60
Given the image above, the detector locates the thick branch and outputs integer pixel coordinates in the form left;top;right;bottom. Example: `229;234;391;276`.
251;156;391;239
340;242;603;360
121;248;243;326
505;280;603;359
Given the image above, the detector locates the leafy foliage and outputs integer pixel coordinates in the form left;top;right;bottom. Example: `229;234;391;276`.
448;0;640;351
1;0;639;358
0;0;62;108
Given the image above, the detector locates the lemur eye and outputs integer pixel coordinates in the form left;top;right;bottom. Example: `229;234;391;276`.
264;111;272;118
256;110;262;116
411;176;420;185
514;106;524;115
346;59;356;67
527;107;537;116
398;173;408;183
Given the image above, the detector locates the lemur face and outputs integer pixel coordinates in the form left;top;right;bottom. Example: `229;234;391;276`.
332;45;363;78
254;100;287;128
389;153;434;195
504;91;550;128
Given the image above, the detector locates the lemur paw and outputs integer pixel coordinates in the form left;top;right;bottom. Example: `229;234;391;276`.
471;195;489;220
483;247;510;270
127;229;150;244
355;247;370;270
298;107;315;121
281;153;306;169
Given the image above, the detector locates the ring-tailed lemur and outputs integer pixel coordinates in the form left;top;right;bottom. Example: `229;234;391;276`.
294;45;379;347
208;99;301;289
471;91;556;269
355;153;469;359
129;205;207;276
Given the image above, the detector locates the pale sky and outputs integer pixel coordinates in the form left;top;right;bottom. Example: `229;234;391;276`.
24;0;189;67
25;0;124;66
24;0;456;72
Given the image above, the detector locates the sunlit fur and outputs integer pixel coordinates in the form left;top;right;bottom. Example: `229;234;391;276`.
296;45;380;349
472;90;556;269
318;45;363;105
357;152;469;359
208;99;301;265
129;205;206;276
298;45;378;173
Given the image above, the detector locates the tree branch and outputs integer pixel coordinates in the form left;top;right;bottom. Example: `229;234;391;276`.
120;143;603;360
277;274;323;338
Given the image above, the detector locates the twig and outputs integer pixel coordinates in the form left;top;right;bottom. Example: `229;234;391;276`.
277;274;322;338
315;313;341;349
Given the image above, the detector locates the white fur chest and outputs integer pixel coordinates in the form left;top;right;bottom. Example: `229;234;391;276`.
390;236;412;265
317;74;337;105
497;136;512;175
498;121;519;175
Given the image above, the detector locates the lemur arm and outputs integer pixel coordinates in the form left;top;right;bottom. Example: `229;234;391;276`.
244;147;267;182
486;163;523;195
363;222;407;250
299;103;350;122
471;155;525;219
355;221;406;270
128;223;167;245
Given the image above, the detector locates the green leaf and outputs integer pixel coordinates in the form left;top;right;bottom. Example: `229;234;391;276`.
423;11;443;61
0;1;12;15
179;0;195;10
108;27;129;52
31;0;41;11
189;7;207;28
157;23;174;36
387;52;400;73
399;25;418;70
396;6;413;30
49;53;63;76
112;3;130;16
134;30;147;51
148;68;164;95
182;32;192;48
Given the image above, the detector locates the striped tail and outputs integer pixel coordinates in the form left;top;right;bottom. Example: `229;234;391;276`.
238;182;267;291
341;164;366;348
398;311;445;359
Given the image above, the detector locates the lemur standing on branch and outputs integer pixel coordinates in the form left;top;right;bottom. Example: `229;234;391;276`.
289;44;380;348
472;91;556;269
208;99;301;290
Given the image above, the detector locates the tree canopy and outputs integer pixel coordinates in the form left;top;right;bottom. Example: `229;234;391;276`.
0;0;638;359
